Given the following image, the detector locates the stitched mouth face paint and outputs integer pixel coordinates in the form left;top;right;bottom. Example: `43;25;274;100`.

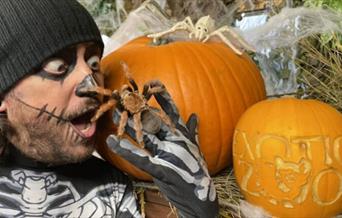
1;43;104;165
4;93;99;165
13;95;100;139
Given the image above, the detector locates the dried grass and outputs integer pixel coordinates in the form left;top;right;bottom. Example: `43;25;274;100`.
296;34;342;112
214;169;244;218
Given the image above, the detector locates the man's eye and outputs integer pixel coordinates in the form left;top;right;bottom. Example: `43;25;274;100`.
43;58;69;75
87;56;100;71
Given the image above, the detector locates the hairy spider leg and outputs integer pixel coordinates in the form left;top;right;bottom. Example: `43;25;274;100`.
133;112;144;146
120;84;133;94
81;86;113;97
117;110;128;138
121;61;139;92
91;99;117;123
91;90;120;122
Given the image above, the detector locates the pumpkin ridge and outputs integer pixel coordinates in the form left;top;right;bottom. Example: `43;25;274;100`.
228;47;265;105
308;100;325;136
169;43;187;119
291;99;301;139
189;43;235;169
236;50;265;100
321;100;342;131
308;100;330;215
186;43;224;169
324;104;342;216
205;43;255;165
181;43;204;116
205;44;249;110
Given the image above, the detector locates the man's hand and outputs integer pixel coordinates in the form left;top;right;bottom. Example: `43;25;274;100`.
106;81;219;218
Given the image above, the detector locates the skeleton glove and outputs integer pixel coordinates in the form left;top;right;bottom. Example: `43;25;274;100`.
106;81;218;218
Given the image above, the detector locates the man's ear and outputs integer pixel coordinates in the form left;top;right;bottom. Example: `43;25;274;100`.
0;101;7;113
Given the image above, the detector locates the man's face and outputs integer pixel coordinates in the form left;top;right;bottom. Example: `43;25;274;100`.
1;43;103;165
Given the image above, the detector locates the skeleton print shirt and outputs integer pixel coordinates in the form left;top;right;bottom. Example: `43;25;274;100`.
0;148;141;217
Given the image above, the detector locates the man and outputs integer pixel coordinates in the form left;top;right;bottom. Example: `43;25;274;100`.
0;0;218;217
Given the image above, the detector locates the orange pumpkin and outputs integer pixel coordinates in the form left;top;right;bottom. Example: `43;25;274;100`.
233;97;342;217
96;36;266;181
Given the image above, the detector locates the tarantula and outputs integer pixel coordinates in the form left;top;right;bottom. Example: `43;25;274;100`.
148;15;255;55
77;63;175;146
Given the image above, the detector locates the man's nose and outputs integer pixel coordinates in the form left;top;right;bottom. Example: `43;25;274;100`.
75;74;99;98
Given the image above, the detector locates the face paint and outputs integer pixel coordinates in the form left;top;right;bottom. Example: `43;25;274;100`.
14;97;68;124
5;91;100;165
2;43;103;165
36;47;77;83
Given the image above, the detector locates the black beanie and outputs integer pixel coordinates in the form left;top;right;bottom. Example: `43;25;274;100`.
0;0;103;94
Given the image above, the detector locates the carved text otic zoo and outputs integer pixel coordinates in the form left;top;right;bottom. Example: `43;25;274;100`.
233;129;342;208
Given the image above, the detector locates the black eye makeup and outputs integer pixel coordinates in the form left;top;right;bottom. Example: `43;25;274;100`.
43;58;69;75
85;44;101;71
87;55;100;72
35;43;102;82
85;44;103;85
37;47;77;82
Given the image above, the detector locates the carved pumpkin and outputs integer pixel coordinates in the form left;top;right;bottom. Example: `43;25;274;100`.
96;36;266;180
233;97;342;217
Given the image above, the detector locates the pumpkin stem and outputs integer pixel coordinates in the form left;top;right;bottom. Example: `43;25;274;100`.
149;37;172;46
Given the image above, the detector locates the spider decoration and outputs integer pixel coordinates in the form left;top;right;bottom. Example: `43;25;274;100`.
77;64;175;146
148;15;255;55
